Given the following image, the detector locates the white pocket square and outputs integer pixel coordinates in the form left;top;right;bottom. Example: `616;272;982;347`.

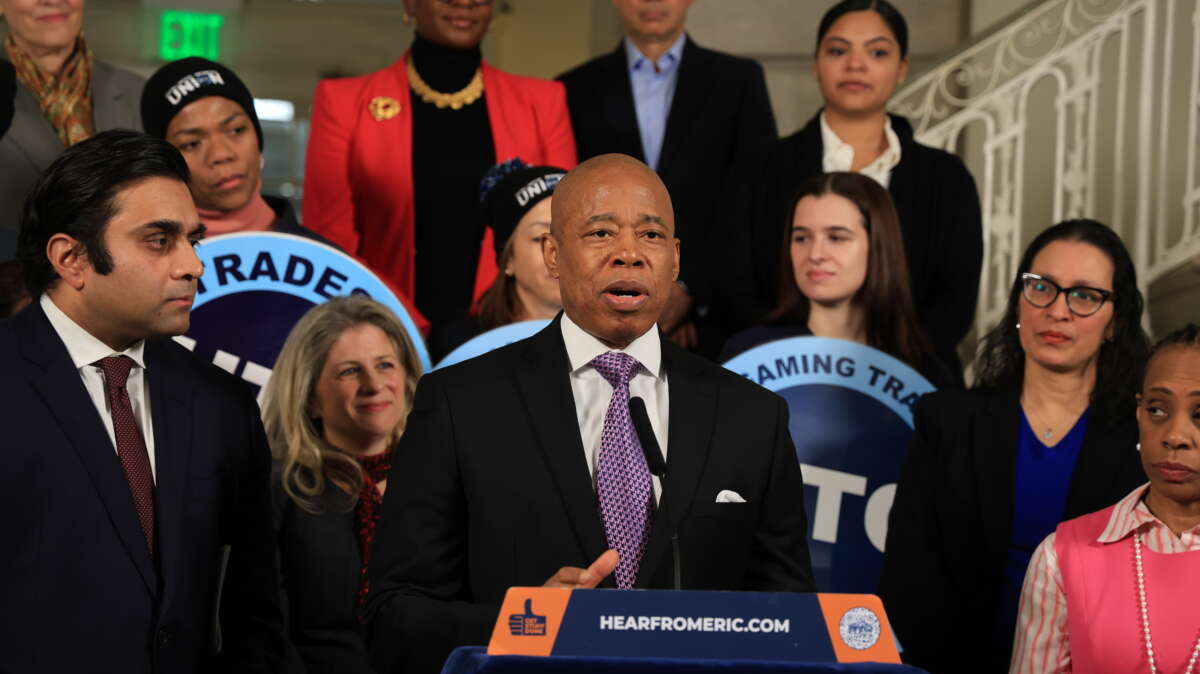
715;489;746;503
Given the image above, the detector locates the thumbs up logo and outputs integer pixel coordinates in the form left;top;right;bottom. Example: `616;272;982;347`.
508;598;547;636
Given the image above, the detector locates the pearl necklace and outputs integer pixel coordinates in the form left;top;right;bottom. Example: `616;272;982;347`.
1133;533;1200;673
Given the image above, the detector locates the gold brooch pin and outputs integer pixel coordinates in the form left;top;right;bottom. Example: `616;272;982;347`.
368;96;401;121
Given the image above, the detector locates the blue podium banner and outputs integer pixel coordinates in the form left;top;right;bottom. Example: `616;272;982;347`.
488;588;900;664
723;338;935;593
435;320;551;369
176;232;430;401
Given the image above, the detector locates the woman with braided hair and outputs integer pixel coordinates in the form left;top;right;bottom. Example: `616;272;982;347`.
1011;323;1200;673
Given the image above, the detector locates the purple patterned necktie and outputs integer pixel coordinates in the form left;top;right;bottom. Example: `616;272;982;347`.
591;351;653;590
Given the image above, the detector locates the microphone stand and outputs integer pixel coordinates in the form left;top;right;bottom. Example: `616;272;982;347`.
630;397;681;591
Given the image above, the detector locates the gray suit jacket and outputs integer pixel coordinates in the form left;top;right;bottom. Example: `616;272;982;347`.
0;58;143;260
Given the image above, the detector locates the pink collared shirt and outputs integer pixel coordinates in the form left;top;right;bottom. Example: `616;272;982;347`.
1010;483;1200;673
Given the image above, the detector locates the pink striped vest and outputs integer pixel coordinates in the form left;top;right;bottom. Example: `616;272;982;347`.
1057;506;1200;672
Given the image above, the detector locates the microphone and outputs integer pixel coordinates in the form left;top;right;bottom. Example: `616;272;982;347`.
629;396;681;591
629;397;666;477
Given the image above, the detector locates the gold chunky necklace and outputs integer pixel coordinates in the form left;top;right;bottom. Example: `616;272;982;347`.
406;59;483;110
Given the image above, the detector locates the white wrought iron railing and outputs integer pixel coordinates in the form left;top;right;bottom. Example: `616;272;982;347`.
891;0;1200;337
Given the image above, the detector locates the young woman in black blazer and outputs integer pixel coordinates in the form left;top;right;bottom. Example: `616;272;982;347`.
262;296;423;674
879;220;1150;672
721;0;982;383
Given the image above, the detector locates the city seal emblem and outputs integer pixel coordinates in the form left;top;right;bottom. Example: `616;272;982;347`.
838;607;881;650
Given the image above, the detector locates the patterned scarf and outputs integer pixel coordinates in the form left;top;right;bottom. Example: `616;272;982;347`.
354;447;393;607
5;34;95;147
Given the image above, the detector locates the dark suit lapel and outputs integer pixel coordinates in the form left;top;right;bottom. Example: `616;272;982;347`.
657;37;710;179
17;304;158;595
973;386;1020;559
7;80;64;173
598;43;644;161
884;115;926;265
513;320;610;569
637;336;718;587
90;62;132;132
1063;412;1130;519
145;339;196;607
795;113;825;178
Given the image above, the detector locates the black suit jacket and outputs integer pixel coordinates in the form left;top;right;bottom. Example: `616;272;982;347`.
363;318;815;673
0;302;283;673
721;112;983;365
558;37;777;305
878;386;1145;673
273;480;375;674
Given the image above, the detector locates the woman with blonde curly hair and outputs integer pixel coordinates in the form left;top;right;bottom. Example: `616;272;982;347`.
262;295;422;674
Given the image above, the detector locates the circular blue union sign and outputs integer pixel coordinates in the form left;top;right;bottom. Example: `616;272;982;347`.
178;232;430;401
723;337;935;593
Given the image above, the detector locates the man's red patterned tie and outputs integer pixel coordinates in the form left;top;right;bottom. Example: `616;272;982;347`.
96;356;156;558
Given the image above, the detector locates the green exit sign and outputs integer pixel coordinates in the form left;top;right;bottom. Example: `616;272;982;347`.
159;11;224;61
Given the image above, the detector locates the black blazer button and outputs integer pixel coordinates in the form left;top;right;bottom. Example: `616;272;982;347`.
156;627;171;647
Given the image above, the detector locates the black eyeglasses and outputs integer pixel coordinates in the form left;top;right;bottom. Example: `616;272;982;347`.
435;0;493;6
1020;273;1113;317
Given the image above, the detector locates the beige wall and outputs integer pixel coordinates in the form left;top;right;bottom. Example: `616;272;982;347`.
968;0;1036;35
490;0;598;80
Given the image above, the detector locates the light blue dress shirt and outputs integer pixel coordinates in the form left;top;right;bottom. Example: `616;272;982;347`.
624;34;687;171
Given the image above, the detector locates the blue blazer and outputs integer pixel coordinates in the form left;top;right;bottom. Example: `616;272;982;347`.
0;301;283;673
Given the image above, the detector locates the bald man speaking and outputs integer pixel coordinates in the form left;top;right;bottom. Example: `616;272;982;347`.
365;155;814;673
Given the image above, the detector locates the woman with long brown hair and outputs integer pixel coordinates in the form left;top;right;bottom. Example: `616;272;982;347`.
722;171;946;387
721;0;981;385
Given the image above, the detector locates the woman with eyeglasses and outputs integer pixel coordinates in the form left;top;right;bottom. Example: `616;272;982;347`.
303;0;576;337
879;219;1150;673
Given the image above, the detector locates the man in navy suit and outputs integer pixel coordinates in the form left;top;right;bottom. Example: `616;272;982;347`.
0;129;282;673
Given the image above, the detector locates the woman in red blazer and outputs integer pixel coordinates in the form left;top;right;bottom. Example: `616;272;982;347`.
303;0;576;332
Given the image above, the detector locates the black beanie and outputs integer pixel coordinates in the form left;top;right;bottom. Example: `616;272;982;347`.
140;57;263;150
479;159;567;260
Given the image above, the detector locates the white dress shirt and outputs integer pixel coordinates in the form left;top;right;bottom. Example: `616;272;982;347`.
820;111;902;188
560;313;669;502
41;294;157;481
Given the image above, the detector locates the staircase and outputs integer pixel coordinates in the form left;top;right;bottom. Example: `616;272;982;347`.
890;0;1200;345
